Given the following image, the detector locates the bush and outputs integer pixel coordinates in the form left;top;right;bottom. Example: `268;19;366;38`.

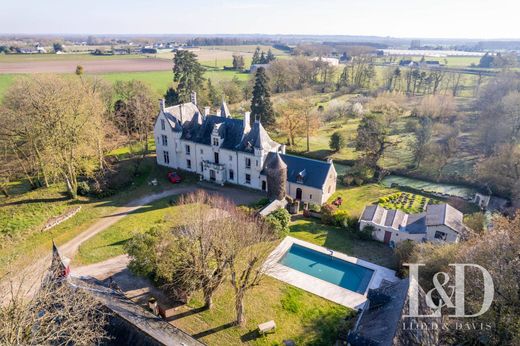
77;181;91;196
358;225;374;240
308;203;321;212
265;208;291;237
334;210;350;227
342;175;354;186
321;204;337;225
329;131;346;152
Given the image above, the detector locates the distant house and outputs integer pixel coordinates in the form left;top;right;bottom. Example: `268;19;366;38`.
399;59;419;67
359;203;466;245
311;57;340;66
347;278;440;345
249;63;271;74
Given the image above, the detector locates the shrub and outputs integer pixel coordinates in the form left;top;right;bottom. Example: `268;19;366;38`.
280;287;303;313
334;210;350;227
358;225;374;240
321;204;337;225
77;181;91;196
342;175;354;186
308;203;321;213
329;131;346;152
265;208;291;237
353;177;364;186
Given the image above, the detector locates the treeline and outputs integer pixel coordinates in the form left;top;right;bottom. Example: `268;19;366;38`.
0;72;158;199
185;37;277;46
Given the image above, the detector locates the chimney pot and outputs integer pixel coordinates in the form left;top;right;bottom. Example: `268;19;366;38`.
159;99;165;111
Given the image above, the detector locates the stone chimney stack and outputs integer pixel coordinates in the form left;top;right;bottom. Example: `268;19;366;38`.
216;109;222;117
280;144;286;154
190;91;197;105
204;106;210;117
159;99;165;112
244;111;251;130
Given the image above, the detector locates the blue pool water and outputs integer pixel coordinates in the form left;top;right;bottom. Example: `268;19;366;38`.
279;244;374;294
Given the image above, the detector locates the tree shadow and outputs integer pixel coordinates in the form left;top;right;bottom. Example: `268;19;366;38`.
240;329;261;342
191;322;236;339
165;306;208;322
0;195;69;207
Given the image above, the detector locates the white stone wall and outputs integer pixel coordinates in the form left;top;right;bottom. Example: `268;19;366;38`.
154;112;179;168
236;151;265;190
425;225;460;243
286;182;323;205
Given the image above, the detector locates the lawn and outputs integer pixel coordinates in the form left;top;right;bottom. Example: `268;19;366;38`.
328;183;399;218
289;218;398;270
171;278;353;345
75;197;188;265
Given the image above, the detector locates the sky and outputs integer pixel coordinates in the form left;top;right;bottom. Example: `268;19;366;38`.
0;0;519;39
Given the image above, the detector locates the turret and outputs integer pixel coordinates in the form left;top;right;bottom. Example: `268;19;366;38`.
265;153;287;201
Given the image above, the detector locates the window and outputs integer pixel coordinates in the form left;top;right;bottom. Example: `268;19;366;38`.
214;152;219;164
200;162;204;172
256;160;259;167
434;231;447;241
213;137;219;146
229;155;233;161
245;157;251;168
245;174;251;184
200;149;203;154
310;194;313;200
185;145;191;155
161;135;168;146
229;169;234;180
187;159;191;169
163;151;170;164
328;185;331;193
160;119;165;130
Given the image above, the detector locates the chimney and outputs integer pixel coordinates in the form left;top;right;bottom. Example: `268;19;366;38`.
190;91;197;105
327;158;333;163
179;104;183;123
280;144;286;154
159;99;165;112
216;109;222;117
244;111;251;129
204;106;210;117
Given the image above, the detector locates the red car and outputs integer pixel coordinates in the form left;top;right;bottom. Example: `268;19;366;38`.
167;171;182;184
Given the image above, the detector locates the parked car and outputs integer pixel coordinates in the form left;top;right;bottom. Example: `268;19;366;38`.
167;171;182;183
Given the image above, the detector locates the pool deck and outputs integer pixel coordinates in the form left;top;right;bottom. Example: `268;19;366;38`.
264;236;399;309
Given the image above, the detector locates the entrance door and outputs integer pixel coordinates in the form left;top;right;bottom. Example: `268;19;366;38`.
296;188;302;200
210;170;216;181
262;181;267;191
383;231;392;244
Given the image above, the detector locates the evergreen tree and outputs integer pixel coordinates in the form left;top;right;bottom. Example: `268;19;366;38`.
164;87;180;106
259;52;267;64
173;50;205;102
329;131;346;152
251;47;261;65
232;55;245;71
266;49;275;63
337;65;349;90
206;79;220;106
250;67;275;127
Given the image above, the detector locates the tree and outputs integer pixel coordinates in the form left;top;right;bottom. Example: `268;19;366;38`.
251;46;261;65
412;116;432;167
337;65;350;90
113;80;156;176
276;99;307;146
329;131;346;152
164;86;180;106
250;67;275;127
355;114;396;169
232;55;245;71
266;49;276;63
206;79;220;106
0;75;108;198
52;42;63;53
173;50;205;102
417;94;455;119
75;64;84;76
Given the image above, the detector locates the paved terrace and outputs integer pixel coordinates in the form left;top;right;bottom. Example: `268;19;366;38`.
264;237;399;309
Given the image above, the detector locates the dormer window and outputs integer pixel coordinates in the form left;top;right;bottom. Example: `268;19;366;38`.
296;169;306;184
213;137;220;146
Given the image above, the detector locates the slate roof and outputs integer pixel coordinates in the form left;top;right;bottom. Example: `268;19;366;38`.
181;115;245;150
405;213;427;234
348;279;410;346
384;209;407;230
426;204;464;234
163;103;200;125
360;205;386;225
237;120;279;153
262;153;333;189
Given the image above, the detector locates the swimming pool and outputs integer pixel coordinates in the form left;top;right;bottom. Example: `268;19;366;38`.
278;244;374;294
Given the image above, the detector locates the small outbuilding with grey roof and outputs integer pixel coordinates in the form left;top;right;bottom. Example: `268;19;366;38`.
359;203;465;245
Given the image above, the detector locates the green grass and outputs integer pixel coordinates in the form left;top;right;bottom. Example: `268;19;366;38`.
328;183;399;218
75;198;193;265
171;276;353;345
289;218;397;269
